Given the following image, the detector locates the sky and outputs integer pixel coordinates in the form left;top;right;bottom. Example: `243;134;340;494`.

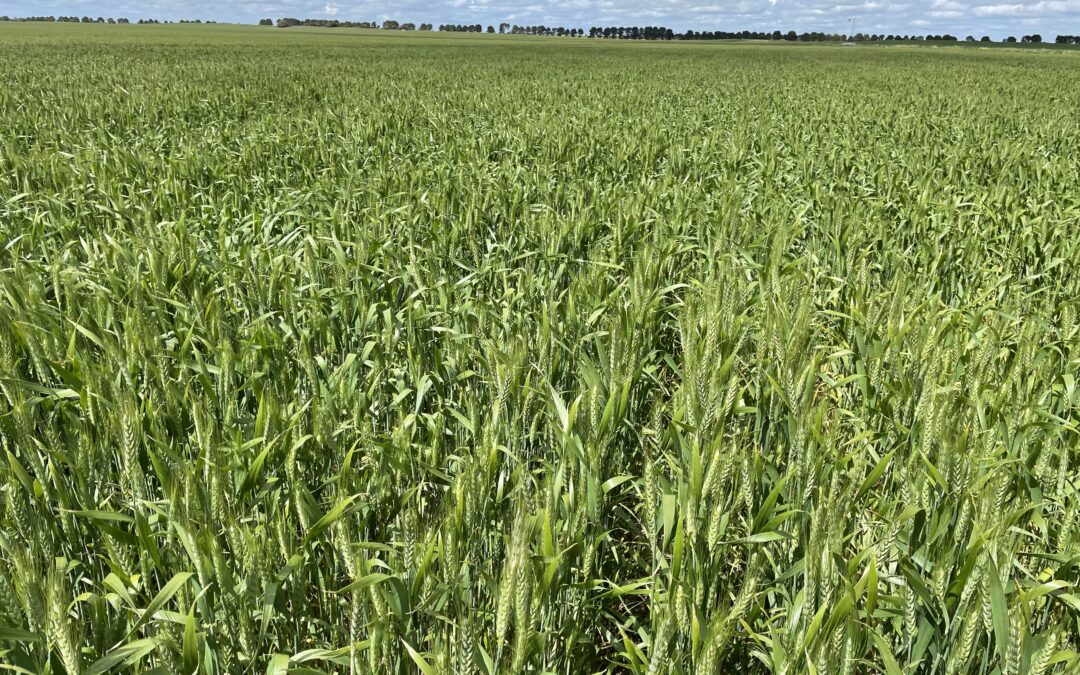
4;0;1078;39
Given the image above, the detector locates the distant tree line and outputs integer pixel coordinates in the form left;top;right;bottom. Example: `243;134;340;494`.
273;18;434;30
134;19;217;24
685;29;793;40
666;29;962;41
439;24;484;32
0;16;222;24
589;26;674;38
575;29;967;41
264;20;1074;45
274;18;380;28
1;15;1073;45
504;25;586;36
0;15;130;23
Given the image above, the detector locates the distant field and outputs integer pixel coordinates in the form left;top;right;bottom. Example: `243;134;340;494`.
1;24;1079;674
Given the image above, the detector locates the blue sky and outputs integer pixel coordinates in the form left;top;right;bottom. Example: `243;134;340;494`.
4;0;1077;38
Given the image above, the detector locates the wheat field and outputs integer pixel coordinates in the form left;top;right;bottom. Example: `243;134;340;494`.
1;23;1079;674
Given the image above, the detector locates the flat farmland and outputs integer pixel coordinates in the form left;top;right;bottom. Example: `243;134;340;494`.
1;23;1079;674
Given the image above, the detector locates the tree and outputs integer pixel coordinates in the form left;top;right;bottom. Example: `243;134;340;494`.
499;22;509;33
259;18;273;25
487;25;494;33
382;19;399;29
1005;35;1017;42
980;36;991;42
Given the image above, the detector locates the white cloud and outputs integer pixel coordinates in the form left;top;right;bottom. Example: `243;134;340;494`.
973;3;1024;13
972;0;1072;12
323;1;338;14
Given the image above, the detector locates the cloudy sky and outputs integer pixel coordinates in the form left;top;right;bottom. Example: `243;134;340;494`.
5;0;1077;38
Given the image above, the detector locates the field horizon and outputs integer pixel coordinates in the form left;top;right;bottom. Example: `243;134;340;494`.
4;21;1080;49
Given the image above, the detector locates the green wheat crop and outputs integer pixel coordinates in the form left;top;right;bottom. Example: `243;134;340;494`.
1;22;1079;674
